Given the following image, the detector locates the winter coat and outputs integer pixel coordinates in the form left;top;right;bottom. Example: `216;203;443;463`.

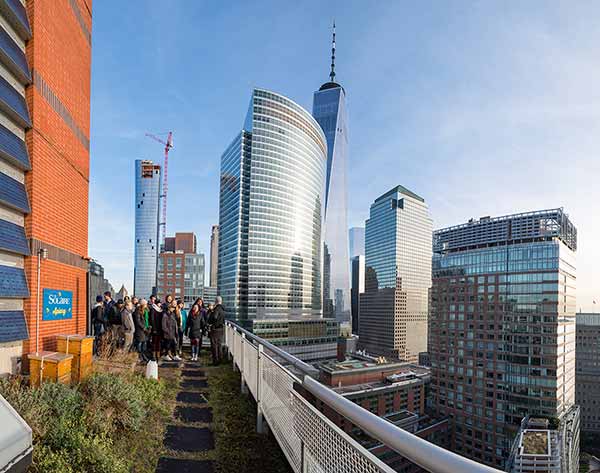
208;304;225;330
150;304;163;335
91;303;105;328
185;310;206;339
134;308;148;342
121;308;135;334
162;310;178;340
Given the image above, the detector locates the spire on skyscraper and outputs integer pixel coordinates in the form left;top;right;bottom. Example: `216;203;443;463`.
330;20;336;82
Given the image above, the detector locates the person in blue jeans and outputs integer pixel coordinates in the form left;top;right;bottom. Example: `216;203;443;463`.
177;300;187;357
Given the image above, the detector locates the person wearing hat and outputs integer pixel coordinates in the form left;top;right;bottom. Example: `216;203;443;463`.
91;295;106;355
134;298;150;362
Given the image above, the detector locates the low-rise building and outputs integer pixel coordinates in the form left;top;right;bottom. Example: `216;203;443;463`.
313;357;448;472
250;319;339;362
507;408;580;473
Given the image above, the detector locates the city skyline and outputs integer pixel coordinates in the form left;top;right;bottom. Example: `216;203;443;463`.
90;1;600;312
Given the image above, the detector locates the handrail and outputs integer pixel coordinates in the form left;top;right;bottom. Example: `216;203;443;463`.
226;320;504;473
226;320;319;379
303;377;503;473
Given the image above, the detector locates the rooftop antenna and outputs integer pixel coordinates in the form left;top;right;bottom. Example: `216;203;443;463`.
329;20;336;82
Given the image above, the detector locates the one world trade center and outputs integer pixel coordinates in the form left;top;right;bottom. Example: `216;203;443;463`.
312;23;350;323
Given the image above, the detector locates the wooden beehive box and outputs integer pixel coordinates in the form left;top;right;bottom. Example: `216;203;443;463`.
56;334;94;355
29;351;73;387
56;335;94;383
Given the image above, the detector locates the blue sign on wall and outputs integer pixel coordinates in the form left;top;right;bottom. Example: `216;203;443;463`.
42;289;73;321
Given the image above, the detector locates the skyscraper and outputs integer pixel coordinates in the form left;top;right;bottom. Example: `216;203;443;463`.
210;224;219;287
349;227;365;258
430;209;578;468
359;186;432;362
218;88;326;322
134;159;161;298
350;255;365;336
0;0;92;373
312;23;350;322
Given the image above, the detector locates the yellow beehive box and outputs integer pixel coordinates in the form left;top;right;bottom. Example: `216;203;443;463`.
71;351;93;383
29;351;73;387
56;334;94;355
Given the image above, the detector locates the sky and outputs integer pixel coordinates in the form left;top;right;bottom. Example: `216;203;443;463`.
90;1;600;311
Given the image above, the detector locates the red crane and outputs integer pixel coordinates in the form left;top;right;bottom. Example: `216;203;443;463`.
145;131;173;245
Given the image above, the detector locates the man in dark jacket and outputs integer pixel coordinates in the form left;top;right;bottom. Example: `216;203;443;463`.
208;296;225;365
91;295;105;355
149;295;163;362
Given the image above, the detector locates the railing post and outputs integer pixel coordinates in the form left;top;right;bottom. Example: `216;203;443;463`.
256;344;264;433
240;333;248;394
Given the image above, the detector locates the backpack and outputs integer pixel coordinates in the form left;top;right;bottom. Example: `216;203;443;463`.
108;305;122;325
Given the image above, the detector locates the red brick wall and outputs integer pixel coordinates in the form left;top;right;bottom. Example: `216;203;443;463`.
22;0;92;358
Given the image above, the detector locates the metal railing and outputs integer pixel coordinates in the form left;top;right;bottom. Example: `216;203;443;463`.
224;321;504;473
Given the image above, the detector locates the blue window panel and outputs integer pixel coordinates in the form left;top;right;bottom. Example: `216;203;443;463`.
0;73;30;127
0;26;30;84
0;0;31;40
0;121;29;170
0;265;28;298
0;219;29;255
0;171;29;213
0;310;28;343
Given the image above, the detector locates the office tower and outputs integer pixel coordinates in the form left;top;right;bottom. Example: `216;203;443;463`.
0;0;92;373
210;224;219;287
312;23;350;322
87;260;115;319
218;88;327;322
134;159;161;298
430;209;578;469
349;227;365;258
157;234;204;307
576;312;600;433
358;186;432;362
350;255;365;335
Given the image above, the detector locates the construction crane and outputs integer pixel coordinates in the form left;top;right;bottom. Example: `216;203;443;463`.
145;131;173;245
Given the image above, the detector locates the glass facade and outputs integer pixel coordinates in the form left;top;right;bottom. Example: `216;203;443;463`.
218;88;327;321
429;209;577;468
359;186;432;362
133;159;161;298
313;84;350;323
349;226;365;258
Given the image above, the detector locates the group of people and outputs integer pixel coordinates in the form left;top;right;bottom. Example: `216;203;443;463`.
91;291;225;365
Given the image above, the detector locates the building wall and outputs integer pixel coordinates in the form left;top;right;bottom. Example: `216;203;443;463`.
157;251;204;307
0;0;32;374
576;313;600;433
430;209;577;469
21;0;92;361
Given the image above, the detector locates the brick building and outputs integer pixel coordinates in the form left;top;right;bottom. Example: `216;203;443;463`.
156;232;204;307
0;0;91;374
309;357;448;472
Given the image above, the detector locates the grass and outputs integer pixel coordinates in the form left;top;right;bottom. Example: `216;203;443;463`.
206;356;293;473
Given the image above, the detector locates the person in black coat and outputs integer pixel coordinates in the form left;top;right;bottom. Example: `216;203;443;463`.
185;302;206;361
149;295;163;362
208;296;225;365
134;299;149;362
91;295;105;355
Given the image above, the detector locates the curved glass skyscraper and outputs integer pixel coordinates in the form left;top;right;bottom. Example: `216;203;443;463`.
218;88;327;321
312;24;350;322
134;159;161;298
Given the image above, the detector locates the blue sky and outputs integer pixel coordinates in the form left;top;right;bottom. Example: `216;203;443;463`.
90;1;600;311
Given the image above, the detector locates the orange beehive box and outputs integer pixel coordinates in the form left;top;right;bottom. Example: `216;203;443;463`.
71;351;93;383
29;351;73;387
56;335;94;355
